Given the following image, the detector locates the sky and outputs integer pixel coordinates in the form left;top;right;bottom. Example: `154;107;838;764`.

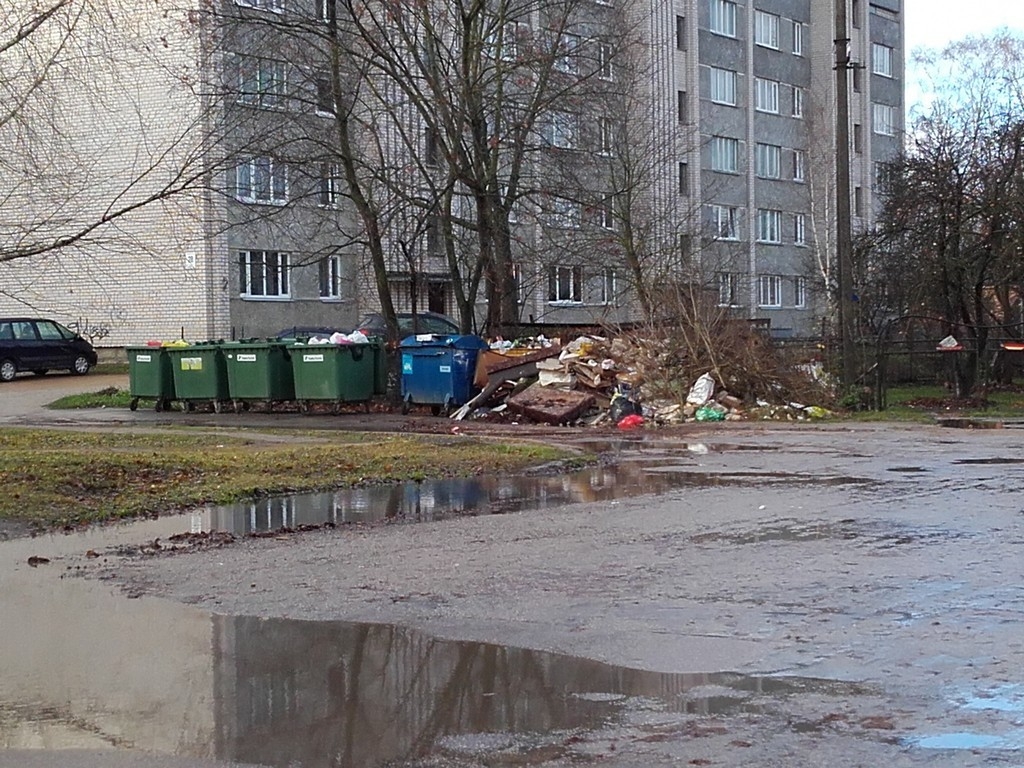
904;0;1024;52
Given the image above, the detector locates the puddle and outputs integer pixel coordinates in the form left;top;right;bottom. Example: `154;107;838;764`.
905;684;1024;752
26;459;864;542
907;732;1009;749
0;604;867;766
952;457;1024;465
690;519;969;548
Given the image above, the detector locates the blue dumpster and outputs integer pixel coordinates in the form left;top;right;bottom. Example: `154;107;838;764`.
399;334;488;416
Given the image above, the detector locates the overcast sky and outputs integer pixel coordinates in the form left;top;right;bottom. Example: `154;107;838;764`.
904;0;1024;51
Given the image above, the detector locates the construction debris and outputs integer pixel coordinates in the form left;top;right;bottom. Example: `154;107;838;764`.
453;328;833;427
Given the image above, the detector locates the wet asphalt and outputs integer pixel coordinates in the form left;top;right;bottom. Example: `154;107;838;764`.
5;372;1024;766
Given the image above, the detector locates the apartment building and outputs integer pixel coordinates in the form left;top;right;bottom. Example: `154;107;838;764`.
0;0;902;345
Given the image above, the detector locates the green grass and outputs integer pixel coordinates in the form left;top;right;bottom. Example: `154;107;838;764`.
0;427;578;529
849;384;1024;421
48;387;133;410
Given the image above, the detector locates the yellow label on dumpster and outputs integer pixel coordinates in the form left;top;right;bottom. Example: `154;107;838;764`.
179;357;203;371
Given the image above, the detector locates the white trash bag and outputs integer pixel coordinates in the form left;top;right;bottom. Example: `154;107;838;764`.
685;372;716;406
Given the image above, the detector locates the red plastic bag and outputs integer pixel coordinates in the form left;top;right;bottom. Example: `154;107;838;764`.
617;414;645;430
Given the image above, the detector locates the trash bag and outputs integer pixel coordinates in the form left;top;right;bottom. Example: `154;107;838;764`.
694;404;726;422
609;392;641;422
617;414;645;430
686;372;716;406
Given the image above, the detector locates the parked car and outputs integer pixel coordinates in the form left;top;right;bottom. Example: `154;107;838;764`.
0;318;98;382
355;311;461;342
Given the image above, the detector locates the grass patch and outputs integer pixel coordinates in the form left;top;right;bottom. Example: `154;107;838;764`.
0;427;576;529
848;384;1024;421
48;387;133;410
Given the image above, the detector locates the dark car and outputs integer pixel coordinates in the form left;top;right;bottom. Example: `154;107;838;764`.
0;318;98;382
355;311;461;341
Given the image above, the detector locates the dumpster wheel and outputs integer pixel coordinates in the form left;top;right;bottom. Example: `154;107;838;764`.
401;398;411;415
129;397;139;412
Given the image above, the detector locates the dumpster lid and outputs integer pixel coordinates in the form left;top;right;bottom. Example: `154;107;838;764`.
399;334;488;349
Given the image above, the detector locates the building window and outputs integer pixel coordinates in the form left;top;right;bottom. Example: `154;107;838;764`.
543;111;577;149
794;276;806;307
758;274;782;307
709;0;737;38
318;255;342;299
677;90;688;123
597;42;614;80
318;0;335;22
597;116;615;155
793;213;806;245
318;162;341;207
853;122;863;152
236;158;287;204
236;56;287;109
755;78;780;113
710;204;738;240
874;161;892;193
853;66;863;93
872;43;893;77
791;21;804;55
590;267;616;304
486;22;527;61
709;67;737;105
873;103;896;136
545;196;581;228
235;0;283;12
315;75;335;115
596;195;616;229
710;136;739;173
678;161;689;195
755;143;781;179
548;265;583;303
792;149;805;181
425;127;440;165
675;15;686;50
554;33;580;74
239;250;289;297
792;86;803;118
854;186;864;217
717;272;737;306
852;0;860;27
756;208;782;243
754;10;779;49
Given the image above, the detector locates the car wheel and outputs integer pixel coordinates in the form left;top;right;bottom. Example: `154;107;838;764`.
0;359;16;382
71;356;91;375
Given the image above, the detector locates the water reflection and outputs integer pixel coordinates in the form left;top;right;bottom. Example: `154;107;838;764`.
0;586;864;767
205;463;696;535
211;617;860;767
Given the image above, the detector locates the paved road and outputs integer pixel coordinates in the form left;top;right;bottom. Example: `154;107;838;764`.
0;372;128;424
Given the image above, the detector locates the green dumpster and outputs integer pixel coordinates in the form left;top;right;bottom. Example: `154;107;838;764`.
165;343;230;413
126;345;176;412
290;342;375;413
222;341;294;412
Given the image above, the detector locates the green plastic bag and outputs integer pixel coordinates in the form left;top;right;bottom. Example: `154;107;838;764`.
695;404;726;422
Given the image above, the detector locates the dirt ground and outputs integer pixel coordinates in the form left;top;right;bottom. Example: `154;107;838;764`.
4;374;1024;766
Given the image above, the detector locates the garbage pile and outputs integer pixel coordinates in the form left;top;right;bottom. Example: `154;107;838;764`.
456;331;834;428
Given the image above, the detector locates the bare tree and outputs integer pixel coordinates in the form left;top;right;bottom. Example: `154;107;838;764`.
871;32;1024;396
0;0;220;269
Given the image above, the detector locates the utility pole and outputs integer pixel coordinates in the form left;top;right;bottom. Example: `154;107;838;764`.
834;0;856;387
